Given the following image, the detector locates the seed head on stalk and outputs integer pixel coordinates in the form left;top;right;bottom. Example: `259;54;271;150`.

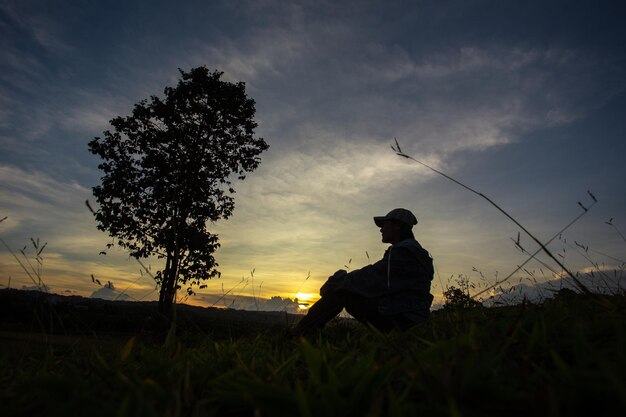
391;138;592;296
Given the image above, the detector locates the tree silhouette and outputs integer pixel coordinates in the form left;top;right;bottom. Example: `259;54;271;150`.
88;67;269;315
443;286;482;309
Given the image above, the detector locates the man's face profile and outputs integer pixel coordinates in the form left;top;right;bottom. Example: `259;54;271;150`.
380;220;402;244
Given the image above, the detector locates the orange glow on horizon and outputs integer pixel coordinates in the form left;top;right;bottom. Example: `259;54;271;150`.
294;292;317;310
294;292;314;301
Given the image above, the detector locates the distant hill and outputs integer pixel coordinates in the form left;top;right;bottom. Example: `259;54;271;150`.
0;288;303;338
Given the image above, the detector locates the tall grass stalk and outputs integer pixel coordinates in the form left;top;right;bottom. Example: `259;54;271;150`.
211;276;247;307
250;268;259;311
281;271;311;313
570;240;618;291
0;236;46;289
391;138;592;295
606;218;626;245
473;200;596;298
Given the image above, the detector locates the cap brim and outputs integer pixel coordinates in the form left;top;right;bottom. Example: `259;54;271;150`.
373;216;387;227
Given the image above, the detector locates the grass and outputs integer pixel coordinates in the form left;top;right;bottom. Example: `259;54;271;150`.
1;290;625;417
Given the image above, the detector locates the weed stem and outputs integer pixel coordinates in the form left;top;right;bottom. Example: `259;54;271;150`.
392;138;591;295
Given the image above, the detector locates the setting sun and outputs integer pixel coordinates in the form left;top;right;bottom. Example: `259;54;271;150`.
295;292;314;301
294;292;317;309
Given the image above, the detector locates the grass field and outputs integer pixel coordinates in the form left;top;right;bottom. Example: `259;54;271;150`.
1;289;625;417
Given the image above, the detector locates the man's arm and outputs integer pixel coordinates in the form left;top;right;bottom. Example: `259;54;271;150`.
339;247;424;296
319;269;348;296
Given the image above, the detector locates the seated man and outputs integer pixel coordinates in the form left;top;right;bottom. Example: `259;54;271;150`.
292;208;434;335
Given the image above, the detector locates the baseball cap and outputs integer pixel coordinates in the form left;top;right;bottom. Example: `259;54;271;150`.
373;208;418;228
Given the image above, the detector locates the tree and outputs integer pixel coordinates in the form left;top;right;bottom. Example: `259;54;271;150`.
443;286;482;309
88;67;269;315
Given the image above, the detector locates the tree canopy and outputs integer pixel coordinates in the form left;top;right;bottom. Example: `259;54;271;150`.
88;67;269;314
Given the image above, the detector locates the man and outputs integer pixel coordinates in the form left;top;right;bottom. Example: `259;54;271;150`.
291;208;434;335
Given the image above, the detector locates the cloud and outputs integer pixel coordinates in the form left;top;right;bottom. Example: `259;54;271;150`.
204;138;444;291
225;31;624;158
0;2;76;138
0;164;162;299
20;284;50;292
361;46;564;82
199;30;308;82
0;164;92;231
339;44;624;156
199;292;302;313
90;281;131;301
0;1;73;54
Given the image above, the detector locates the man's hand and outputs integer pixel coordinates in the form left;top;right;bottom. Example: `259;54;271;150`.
320;269;347;297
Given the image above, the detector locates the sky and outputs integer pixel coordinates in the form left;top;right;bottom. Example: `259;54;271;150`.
1;0;625;311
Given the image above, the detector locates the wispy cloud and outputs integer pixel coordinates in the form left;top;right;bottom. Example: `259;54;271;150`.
0;164;160;297
0;165;90;227
196;292;302;313
343;44;625;154
0;1;73;54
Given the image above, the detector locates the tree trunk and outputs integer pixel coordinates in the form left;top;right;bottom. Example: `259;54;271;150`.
158;216;184;316
158;249;179;316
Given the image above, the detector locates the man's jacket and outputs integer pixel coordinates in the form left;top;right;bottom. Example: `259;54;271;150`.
327;238;434;319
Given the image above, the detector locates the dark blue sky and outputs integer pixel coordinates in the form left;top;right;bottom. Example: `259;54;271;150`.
1;0;625;306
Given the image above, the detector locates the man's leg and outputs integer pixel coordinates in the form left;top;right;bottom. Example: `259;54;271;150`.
344;299;421;332
293;290;381;334
292;290;347;334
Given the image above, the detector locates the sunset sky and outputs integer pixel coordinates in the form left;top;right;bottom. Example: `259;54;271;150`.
1;0;625;311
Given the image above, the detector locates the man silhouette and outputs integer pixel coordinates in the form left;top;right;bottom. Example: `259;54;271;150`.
291;208;434;335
